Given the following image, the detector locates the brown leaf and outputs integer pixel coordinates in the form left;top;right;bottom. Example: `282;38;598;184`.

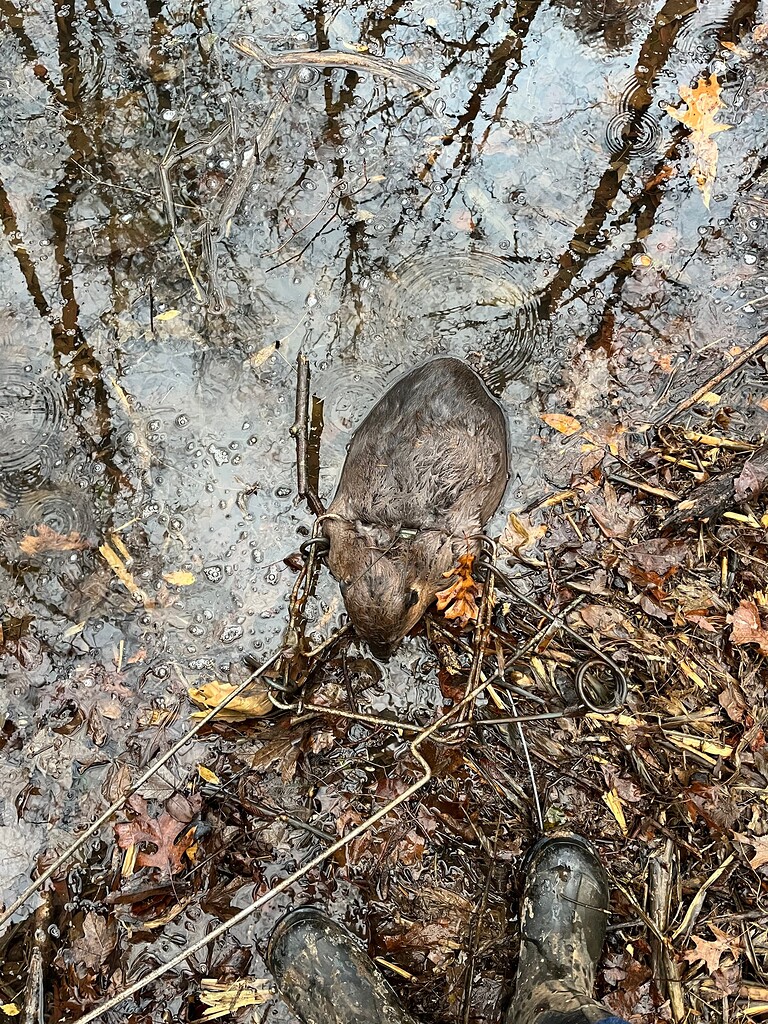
19;523;88;554
734;459;768;501
578;604;634;636
728;600;768;656
541;412;582;436
114;794;201;877
435;552;482;626
664;74;732;207
500;512;547;558
683;925;741;975
188;678;273;720
733;831;768;869
70;911;117;972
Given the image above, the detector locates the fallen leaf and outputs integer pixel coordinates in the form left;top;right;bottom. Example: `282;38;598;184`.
156;309;180;321
19;523;88;554
435;552;482;626
664;73;732;208
684;926;741;975
541;412;582;436
500;512;547;558
198;765;220;784
733;831;768;869
114;794;201;877
188;679;273;720
162;570;196;586
728;600;768;656
602;788;628;835
71;911;117;972
1;1005;20;1016
100;541;150;605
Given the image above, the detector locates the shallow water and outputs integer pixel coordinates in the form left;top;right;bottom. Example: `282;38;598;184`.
1;0;767;1019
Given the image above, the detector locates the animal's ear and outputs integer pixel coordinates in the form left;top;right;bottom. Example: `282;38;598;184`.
355;522;392;549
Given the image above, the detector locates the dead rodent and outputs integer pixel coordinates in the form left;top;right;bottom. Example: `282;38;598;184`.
322;357;508;650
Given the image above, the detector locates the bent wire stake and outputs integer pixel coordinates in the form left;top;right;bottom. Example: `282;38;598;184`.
0;651;284;932
63;676;492;1024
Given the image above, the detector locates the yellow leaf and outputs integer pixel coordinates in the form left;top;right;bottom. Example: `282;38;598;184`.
699;391;721;406
188;679;273;721
1;1005;20;1017
99;542;150;605
541;412;581;436
198;765;220;784
500;512;547;557
156;309;180;321
664;74;732;208
249;344;276;368
163;570;195;586
602;788;628;835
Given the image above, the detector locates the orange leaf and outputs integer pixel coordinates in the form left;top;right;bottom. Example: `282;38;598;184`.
541;412;581;436
435;552;482;626
664;74;731;208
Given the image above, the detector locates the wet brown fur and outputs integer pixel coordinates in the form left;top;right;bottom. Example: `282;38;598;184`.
323;358;508;647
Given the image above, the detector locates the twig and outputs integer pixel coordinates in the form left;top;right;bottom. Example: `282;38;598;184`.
658;332;768;423
22;893;52;1024
0;651;283;931
290;353;325;516
231;37;435;92
649;839;685;1022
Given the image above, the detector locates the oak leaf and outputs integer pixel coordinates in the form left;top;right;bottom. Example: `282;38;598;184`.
19;524;88;554
728;600;768;656
436;552;482;626
665;74;731;208
114;794;201;877
684;926;741;974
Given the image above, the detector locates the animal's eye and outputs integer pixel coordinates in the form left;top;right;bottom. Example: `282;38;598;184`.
406;588;419;609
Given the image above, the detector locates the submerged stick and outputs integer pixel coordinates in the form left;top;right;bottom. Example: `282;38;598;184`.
232;36;435;92
291;353;326;517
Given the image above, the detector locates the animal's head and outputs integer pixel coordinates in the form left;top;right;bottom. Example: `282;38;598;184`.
323;518;456;651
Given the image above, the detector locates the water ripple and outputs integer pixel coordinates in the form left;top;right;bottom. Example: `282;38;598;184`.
377;249;542;389
0;366;65;485
604;78;662;159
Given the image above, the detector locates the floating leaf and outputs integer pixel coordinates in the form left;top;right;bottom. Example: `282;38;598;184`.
162;570;195;586
188;679;273;720
19;524;88;554
541;412;582;436
665;74;732;208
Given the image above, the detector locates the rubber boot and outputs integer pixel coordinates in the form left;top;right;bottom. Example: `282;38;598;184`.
506;835;625;1024
267;906;418;1024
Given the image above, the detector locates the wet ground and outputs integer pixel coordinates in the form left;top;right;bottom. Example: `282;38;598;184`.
1;0;768;1022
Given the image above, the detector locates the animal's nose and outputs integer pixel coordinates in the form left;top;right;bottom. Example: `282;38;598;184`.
367;638;399;661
